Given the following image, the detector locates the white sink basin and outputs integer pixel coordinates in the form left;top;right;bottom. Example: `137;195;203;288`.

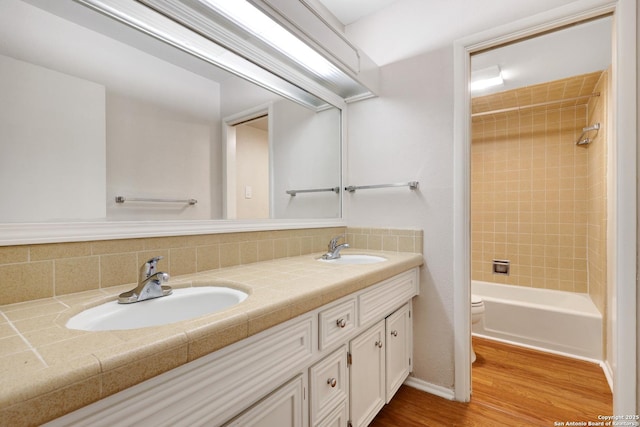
66;287;248;331
318;254;387;265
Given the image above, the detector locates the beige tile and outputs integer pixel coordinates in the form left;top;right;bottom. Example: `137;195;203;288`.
220;243;240;268
257;240;274;262
170;247;197;276
30;242;92;261
36;332;123;365
100;344;188;397
0;261;53;305
0;350;46;381
22;325;87;348
2;299;68;322
144;236;189;250
247;306;292;336
91;239;145;255
368;235;383;250
0;322;15;339
55;257;100;295
239;241;258;265
100;253;137;288
300;236;314;255
274;239;288;259
286;237;301;257
187;233;221;247
197;245;220;272
0;372;101;425
0;246;29;265
0;335;30;358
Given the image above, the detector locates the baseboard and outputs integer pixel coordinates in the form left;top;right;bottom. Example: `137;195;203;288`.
473;333;603;365
601;359;613;393
403;376;456;401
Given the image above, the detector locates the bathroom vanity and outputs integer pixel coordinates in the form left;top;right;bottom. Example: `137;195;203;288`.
0;250;422;426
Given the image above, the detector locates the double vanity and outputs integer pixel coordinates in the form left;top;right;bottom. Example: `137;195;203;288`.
0;249;422;426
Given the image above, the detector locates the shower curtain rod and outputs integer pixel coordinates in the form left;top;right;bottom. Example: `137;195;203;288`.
471;92;600;118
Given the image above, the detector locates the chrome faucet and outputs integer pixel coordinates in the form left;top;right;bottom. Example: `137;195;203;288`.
322;234;350;260
118;256;172;304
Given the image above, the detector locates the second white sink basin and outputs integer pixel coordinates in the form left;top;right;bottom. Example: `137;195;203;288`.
66;287;248;331
318;254;387;265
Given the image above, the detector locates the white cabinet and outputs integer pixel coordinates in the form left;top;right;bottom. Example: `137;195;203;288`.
310;346;348;426
349;302;413;427
48;268;418;427
225;375;307;427
318;299;356;351
385;302;412;403
349;320;386;427
316;401;348;427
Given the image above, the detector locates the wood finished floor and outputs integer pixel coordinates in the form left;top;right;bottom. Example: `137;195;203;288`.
371;337;612;426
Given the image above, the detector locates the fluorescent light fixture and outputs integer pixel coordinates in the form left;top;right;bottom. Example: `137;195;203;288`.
200;0;340;79
470;65;504;92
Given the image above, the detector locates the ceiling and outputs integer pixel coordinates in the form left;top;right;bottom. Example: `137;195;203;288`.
315;0;612;98
315;0;398;25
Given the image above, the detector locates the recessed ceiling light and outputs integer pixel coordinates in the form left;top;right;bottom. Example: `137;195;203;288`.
470;65;504;92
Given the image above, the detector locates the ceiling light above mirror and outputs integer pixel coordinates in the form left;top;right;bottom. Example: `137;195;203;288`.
201;0;339;79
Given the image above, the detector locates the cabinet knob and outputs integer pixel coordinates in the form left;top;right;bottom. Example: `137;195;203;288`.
391;330;398;337
375;340;383;348
327;378;337;388
336;318;347;328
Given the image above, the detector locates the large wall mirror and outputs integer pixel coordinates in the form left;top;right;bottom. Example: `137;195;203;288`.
0;0;342;236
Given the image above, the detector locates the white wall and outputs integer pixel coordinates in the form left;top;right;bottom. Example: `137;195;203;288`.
343;0;634;396
272;101;342;219
0;54;106;222
347;50;456;388
106;93;215;220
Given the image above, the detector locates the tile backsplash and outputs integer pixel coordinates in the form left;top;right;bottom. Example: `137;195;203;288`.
0;227;423;305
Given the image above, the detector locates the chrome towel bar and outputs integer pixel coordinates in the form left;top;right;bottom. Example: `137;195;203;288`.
115;196;198;205
345;181;419;193
286;187;340;196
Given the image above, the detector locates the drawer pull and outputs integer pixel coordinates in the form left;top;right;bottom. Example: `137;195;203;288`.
391;330;398;337
336;318;347;328
375;340;383;349
327;378;337;388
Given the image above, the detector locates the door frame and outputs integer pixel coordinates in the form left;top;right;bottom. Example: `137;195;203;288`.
452;0;637;413
222;103;273;219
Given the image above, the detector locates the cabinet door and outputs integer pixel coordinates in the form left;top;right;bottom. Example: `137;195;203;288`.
224;375;307;427
385;302;412;403
349;320;385;427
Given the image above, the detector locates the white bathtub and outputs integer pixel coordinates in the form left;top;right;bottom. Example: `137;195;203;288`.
472;281;603;361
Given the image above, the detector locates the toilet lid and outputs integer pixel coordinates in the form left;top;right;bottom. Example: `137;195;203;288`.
471;294;483;305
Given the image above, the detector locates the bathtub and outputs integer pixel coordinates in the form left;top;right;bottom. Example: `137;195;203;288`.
472;281;603;361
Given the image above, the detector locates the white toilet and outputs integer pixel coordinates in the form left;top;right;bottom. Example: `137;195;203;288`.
471;294;485;363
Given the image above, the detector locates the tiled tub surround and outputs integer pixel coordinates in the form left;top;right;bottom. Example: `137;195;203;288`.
471;71;607;294
0;228;423;425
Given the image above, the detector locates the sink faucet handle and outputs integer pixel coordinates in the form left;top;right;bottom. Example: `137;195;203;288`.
329;234;346;251
141;256;164;279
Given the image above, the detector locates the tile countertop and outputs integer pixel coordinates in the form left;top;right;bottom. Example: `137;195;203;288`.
0;250;423;426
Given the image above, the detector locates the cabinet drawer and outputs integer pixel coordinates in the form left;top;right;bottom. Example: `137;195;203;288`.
318;298;356;350
309;346;348;426
359;269;418;326
316;400;348;427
